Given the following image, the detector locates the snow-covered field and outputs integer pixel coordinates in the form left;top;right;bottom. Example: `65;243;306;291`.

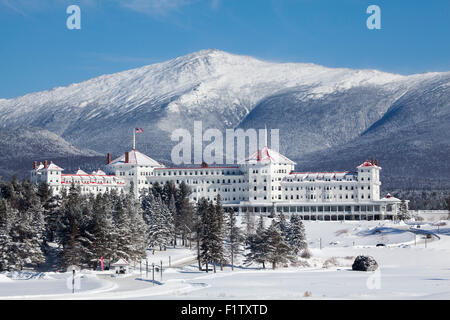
1;220;449;300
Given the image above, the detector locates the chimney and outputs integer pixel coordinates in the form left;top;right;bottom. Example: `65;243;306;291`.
33;161;37;169
375;159;378;166
44;160;48;169
107;153;111;165
125;152;129;164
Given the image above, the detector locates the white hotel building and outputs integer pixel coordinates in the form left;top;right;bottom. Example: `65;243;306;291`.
31;144;405;221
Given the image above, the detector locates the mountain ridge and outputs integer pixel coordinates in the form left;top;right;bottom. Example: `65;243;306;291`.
0;50;449;186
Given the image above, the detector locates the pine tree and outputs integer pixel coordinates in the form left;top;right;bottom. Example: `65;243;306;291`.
162;181;177;206
198;198;214;272
242;207;255;237
89;193;116;268
0;199;13;271
6;183;46;270
287;215;307;256
265;220;293;269
151;181;163;199
398;199;411;220
268;205;276;218
111;192;133;261
123;191;148;261
245;215;268;269
56;184;85;269
168;194;177;247
210;195;225;272
194;198;208;271
175;181;194;247
145;194;173;251
226;207;243;271
276;212;290;241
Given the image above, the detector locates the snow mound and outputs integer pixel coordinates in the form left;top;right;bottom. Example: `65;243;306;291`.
6;271;55;280
0;273;13;282
164;268;178;274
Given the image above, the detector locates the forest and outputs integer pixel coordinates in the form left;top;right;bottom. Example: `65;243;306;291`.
0;179;309;272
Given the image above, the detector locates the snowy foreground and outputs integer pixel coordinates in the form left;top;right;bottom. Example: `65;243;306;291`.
1;220;449;300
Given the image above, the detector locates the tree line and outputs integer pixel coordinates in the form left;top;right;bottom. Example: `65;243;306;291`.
0;178;310;272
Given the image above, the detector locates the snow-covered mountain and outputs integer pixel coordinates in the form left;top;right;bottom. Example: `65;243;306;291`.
0;127;101;178
0;49;449;185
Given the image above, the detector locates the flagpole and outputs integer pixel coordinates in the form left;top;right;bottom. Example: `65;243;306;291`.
133;128;136;150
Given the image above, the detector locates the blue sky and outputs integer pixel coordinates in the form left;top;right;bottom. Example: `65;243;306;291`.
0;0;449;98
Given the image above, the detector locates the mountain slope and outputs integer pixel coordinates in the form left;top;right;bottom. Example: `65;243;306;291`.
0;127;101;179
0;50;449;186
0;49;404;158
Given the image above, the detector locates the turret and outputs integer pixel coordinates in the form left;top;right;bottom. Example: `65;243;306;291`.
357;160;381;201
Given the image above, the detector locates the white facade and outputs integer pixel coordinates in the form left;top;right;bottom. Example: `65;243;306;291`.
103;146;405;220
30;160;126;196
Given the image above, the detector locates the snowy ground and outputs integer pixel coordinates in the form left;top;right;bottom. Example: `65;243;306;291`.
1;219;449;300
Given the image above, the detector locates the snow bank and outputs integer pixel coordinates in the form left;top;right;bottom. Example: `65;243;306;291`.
0;274;13;282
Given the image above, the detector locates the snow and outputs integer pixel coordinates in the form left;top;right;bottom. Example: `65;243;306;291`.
110;149;163;167
1;219;449;300
240;146;296;165
0;49;408;135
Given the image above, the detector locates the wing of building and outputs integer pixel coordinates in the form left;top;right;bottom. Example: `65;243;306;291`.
30;147;406;220
30;160;126;196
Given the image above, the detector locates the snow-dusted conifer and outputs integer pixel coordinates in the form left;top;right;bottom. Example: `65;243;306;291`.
287;215;307;256
265;220;293;269
245;215;268;269
226;207;243;270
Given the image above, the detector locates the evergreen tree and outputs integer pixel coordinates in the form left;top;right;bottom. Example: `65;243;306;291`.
265;220;293;269
242;207;255;237
276;212;290;241
268;205;276;218
226;207;243;271
446;194;450;219
175;181;194;247
151;181;163;199
88;193;116;268
0;199;13;271
110;191;133;261
168;194;177;247
245;215;268;269
210;195;225;272
194;198;208;271
162;181;177;206
124;191;148;261
56;184;88;268
145;194;173;251
198;198;214;272
398;199;411;220
287;215;307;256
8;183;46;270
